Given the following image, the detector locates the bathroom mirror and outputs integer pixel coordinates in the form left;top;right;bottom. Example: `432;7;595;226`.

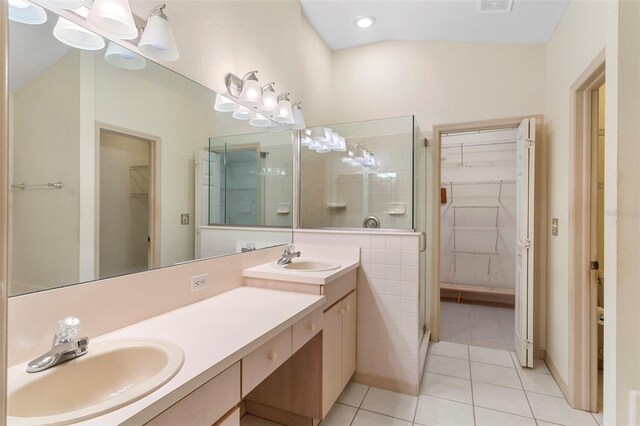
7;10;294;297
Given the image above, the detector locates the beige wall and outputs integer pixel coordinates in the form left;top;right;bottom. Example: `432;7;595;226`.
544;0;607;385
9;52;81;294
330;41;547;131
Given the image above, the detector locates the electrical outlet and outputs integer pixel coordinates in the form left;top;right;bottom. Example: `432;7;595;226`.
552;218;559;236
191;273;208;291
181;214;190;225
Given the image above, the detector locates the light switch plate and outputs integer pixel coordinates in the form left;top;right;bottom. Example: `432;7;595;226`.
191;273;208;291
552;218;559;236
181;214;190;225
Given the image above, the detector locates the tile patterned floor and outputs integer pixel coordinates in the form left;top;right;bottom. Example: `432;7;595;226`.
242;342;604;426
440;301;516;351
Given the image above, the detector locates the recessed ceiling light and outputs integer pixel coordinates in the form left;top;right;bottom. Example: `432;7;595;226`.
354;15;376;29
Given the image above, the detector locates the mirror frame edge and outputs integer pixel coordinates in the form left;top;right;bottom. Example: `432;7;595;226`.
0;0;8;422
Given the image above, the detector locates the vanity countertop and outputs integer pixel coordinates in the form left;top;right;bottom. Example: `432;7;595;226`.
8;287;324;425
242;258;360;285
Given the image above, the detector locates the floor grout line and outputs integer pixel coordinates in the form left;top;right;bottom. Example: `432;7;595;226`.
468;344;477;426
514;355;537;422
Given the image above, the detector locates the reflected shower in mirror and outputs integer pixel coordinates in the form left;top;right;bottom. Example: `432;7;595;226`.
8;9;293;297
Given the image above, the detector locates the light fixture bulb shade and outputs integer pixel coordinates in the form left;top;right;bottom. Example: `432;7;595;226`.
275;99;294;124
238;79;261;107
249;113;271;127
88;0;138;40
139;14;180;61
54;17;106;50
214;93;237;112
310;127;328;143
315;146;331;154
232;104;254;121
291;106;306;130
259;90;278;115
8;1;47;25
301;136;313;146
46;0;83;10
335;136;347;152
104;41;146;69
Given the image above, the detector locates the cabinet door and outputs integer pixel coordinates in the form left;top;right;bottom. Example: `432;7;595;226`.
341;292;357;388
322;302;343;418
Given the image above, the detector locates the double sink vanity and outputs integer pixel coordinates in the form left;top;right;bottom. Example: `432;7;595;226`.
6;247;360;426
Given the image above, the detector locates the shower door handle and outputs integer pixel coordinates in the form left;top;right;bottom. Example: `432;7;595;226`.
419;232;426;252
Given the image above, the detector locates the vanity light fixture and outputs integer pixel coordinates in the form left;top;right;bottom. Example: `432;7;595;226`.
259;83;279;115
105;41;147;70
45;0;83;10
138;4;180;61
8;0;47;25
275;93;294;124
232;104;254;121
291;103;306;130
88;0;138;40
249;113;272;127
54;16;106;50
238;72;262;107
354;15;376;29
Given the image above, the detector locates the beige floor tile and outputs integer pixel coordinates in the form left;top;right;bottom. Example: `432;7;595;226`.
421;372;473;404
428;341;469;360
472;382;533;418
518;369;564;397
527;392;599;426
337;381;369;407
469;345;514;367
427;354;471;379
510;352;551;374
351;409;412;426
360;387;417;421
414;395;474;426
474;406;537;426
321;403;357;426
471;361;522;389
593;406;604;426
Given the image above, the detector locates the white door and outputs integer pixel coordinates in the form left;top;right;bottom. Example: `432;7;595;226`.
515;117;536;367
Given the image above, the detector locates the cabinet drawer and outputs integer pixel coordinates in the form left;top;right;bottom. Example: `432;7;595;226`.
146;362;240;426
323;270;357;310
292;308;322;353
242;328;292;397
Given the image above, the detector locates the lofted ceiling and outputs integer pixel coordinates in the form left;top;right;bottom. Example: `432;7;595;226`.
300;0;570;51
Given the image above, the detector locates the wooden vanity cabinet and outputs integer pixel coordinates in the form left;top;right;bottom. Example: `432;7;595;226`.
322;290;357;418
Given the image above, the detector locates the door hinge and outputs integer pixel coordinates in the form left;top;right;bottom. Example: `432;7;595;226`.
590;261;600;270
525;138;535;147
520;239;532;249
424;138;429;147
523;339;533;350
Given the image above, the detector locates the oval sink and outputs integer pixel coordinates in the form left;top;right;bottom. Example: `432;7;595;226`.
271;259;341;272
7;338;184;425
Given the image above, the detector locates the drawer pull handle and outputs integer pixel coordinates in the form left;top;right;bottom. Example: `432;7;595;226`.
339;308;345;315
268;351;278;363
307;323;316;332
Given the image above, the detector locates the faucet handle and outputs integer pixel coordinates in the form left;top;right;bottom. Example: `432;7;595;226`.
286;243;295;253
55;317;81;344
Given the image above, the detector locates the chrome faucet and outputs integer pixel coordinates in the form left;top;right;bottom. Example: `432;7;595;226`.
27;317;89;373
277;244;301;265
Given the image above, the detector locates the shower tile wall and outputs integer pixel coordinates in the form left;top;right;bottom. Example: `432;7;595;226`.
293;230;423;392
199;227;291;258
263;145;293;227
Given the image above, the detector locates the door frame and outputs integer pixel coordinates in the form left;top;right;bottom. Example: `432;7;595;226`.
568;51;605;411
430;115;547;358
95;123;161;275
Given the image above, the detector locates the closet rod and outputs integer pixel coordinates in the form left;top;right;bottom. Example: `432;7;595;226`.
10;182;63;190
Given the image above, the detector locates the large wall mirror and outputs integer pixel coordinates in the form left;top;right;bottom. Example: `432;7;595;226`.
8;9;294;297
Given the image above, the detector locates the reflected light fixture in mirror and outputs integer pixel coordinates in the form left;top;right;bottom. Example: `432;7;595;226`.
139;4;180;61
249;113;272;127
88;0;138;40
105;41;147;70
232;104;254;121
54;16;106;50
214;93;237;112
8;0;47;25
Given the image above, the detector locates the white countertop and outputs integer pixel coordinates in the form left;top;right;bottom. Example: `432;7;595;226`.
242;258;360;285
8;287;325;425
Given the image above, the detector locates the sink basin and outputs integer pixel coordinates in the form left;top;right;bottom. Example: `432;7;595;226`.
7;338;184;425
271;258;341;272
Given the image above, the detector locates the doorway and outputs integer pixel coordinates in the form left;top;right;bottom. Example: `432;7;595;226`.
432;116;542;368
98;129;156;279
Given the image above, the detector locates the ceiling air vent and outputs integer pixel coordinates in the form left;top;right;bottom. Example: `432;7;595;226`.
478;0;513;13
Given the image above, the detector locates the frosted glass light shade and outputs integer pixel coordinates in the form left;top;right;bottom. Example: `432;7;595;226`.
275;99;294;124
291;106;306;130
214;93;236;112
139;15;180;61
46;0;82;9
301;136;313;146
8;1;47;25
105;41;146;69
260;90;278;115
239;79;261;107
315;145;331;154
88;0;138;40
232;104;254;120
54;17;105;50
310;127;329;143
249;113;271;127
